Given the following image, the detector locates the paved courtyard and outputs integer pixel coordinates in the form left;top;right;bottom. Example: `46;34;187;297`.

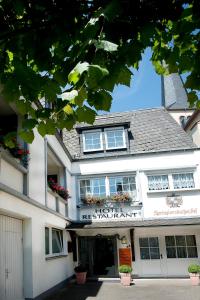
45;279;200;300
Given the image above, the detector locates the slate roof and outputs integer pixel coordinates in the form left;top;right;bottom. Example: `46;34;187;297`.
162;74;190;110
62;107;196;160
66;217;200;229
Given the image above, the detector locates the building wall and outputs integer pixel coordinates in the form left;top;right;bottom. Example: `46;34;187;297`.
72;150;200;222
0;129;75;299
169;111;192;126
0;191;74;299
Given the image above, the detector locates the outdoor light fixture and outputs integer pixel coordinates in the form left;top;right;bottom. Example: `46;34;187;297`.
115;234;128;244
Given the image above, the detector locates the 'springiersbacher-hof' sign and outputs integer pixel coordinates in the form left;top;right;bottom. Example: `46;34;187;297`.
80;206;142;221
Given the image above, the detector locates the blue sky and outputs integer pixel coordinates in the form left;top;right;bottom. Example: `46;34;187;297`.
110;48;162;112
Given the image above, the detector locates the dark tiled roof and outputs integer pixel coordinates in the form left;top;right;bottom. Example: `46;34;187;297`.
62;107;196;160
66;217;200;229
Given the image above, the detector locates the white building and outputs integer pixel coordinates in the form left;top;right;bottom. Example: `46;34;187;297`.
0;100;75;300
1;74;200;299
64;107;200;278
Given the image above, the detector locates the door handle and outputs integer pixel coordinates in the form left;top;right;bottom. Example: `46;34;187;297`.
160;254;163;259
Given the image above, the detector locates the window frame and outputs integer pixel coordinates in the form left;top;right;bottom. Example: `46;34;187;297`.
147;171;196;192
139;237;160;260
82;129;103;152
165;235;198;259
147;174;169;191
78;173;137;202
104;127;126;150
45;226;66;258
79;177;106;200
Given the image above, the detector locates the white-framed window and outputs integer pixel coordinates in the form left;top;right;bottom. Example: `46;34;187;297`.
105;128;126;149
45;227;65;257
108;175;136;198
147;172;195;191
172;173;195;189
148;175;169;191
80;177;106;199
139;237;160;260
83;130;103;152
79;174;136;201
165;235;197;258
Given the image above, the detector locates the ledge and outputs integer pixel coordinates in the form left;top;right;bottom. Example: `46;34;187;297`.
47;187;68;204
0;148;28;174
45;254;68;261
0;182;69;221
147;188;200;195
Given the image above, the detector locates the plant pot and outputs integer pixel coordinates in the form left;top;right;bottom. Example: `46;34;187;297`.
120;272;131;286
75;272;87;284
189;273;200;286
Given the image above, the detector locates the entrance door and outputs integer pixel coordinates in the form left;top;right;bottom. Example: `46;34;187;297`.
0;215;23;300
78;236;117;277
93;237;117;276
138;236;164;276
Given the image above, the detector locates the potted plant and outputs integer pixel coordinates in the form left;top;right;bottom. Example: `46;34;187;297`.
74;265;87;284
119;265;132;286
188;264;200;286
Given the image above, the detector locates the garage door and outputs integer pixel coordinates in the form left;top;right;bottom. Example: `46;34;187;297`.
0;215;23;300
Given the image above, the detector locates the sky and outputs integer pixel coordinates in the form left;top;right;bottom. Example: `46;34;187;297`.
110;48;162;113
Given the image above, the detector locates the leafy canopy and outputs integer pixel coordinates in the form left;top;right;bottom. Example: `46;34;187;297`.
0;0;200;143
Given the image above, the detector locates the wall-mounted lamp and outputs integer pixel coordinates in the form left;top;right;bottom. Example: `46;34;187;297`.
115;234;128;245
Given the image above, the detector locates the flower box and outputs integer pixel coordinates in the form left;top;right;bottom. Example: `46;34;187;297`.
48;178;70;201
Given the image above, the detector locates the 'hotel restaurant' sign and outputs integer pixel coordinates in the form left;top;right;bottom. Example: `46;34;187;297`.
80;207;142;221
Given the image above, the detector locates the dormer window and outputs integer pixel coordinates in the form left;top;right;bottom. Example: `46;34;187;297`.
105;128;126;150
83;130;103;152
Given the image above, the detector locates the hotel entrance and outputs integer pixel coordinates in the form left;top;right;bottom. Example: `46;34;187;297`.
78;235;118;277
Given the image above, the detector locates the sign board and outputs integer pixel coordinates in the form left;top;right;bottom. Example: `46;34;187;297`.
80;206;142;221
119;248;132;266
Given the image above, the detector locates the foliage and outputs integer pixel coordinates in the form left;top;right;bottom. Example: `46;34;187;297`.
74;265;87;273
119;265;132;273
82;195;105;205
188;264;200;274
48;177;70;201
110;192;131;202
0;134;30;167
81;192;131;205
0;0;200;143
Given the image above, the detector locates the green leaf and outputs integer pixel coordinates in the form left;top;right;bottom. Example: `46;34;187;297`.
86;65;109;89
4;132;17;148
93;40;118;52
22;119;38;130
188;91;198;108
74;87;87;106
16;99;31;115
68;62;89;84
2;78;20;102
19;130;34;143
88;90;112;111
37;120;56;136
76;106;96;124
37;122;47;137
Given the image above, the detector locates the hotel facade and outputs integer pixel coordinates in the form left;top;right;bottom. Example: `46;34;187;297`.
1;73;200;299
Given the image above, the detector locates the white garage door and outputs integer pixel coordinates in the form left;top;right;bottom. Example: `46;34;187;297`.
0;215;23;300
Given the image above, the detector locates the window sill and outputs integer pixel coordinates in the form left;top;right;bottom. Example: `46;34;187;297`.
45;254;68;261
147;188;200;194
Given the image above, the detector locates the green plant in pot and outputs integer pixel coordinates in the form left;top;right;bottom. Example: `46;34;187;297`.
188;264;200;286
119;265;132;286
74;265;87;284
